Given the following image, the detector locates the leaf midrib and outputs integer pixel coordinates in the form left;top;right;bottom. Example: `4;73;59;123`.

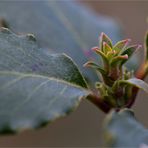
0;70;89;90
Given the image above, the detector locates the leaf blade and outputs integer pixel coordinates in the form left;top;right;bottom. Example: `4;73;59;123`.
0;28;90;134
104;109;148;147
0;71;89;133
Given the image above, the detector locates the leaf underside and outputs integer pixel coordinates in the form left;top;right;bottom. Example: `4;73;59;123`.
104;109;148;147
0;28;89;134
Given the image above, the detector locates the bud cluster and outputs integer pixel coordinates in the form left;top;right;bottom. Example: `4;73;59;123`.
84;33;141;108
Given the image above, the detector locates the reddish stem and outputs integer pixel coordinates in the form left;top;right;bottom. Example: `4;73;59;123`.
87;93;111;113
125;87;139;108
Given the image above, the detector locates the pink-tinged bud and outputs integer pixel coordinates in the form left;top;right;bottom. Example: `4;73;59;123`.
99;32;104;40
122;54;128;59
100;32;107;38
103;41;106;46
99;32;109;43
100;32;108;41
83;61;93;67
103;41;109;49
83;62;89;67
91;46;100;51
126;38;131;42
124;39;131;46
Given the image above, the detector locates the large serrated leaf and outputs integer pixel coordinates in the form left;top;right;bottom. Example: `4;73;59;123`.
104;109;148;147
0;28;89;134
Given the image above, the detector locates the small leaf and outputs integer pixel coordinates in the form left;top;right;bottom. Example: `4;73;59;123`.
113;39;131;53
104;109;148;147
83;61;106;75
92;47;109;68
110;54;128;66
120;45;141;65
99;32;113;50
118;78;148;93
103;42;112;54
0;28;90;134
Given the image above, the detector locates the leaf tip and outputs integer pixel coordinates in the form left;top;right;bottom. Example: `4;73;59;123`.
83;61;94;68
91;46;100;52
83;62;90;67
100;32;105;39
122;54;129;59
124;38;131;46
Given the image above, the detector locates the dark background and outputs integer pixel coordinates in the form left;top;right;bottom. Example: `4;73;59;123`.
0;1;148;147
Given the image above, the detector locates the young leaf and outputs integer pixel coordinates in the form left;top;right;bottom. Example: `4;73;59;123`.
103;42;112;54
104;109;148;147
92;47;109;69
83;61;106;75
113;39;130;53
110;54;128;66
119;78;148;94
99;32;113;50
0;28;90;134
120;45;141;65
106;50;116;59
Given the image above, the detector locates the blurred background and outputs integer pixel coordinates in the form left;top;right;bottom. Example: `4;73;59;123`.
0;0;148;147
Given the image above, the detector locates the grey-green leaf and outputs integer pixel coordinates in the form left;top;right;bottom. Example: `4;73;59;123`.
104;109;148;147
119;78;148;93
0;1;123;84
0;28;89;133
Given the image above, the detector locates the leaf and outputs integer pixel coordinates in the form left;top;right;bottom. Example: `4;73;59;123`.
83;61;106;75
0;28;90;134
113;39;130;53
0;1;123;84
121;45;140;65
100;32;113;49
118;78;148;93
92;47;109;68
110;54;128;66
104;109;148;147
103;42;112;54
